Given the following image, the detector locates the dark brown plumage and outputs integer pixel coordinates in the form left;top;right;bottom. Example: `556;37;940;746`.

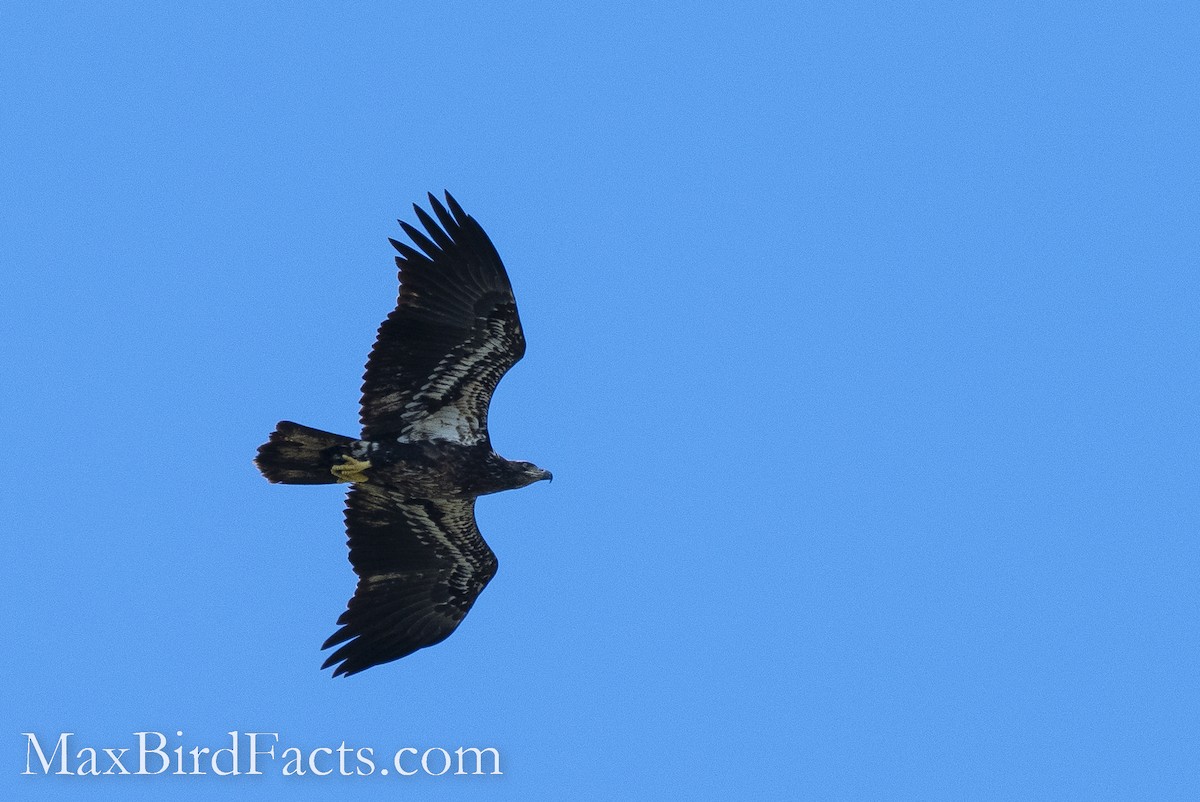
255;193;550;676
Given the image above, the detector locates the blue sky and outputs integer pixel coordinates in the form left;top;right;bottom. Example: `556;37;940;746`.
3;2;1198;799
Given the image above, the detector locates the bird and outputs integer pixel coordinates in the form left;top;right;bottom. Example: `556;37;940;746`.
254;192;551;676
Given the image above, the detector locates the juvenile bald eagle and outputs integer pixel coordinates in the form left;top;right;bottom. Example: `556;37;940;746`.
255;192;550;677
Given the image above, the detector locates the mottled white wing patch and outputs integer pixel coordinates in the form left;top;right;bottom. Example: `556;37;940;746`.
393;318;513;445
372;497;480;578
398;404;479;444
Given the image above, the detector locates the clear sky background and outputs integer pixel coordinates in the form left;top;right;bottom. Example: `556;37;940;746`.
3;2;1198;800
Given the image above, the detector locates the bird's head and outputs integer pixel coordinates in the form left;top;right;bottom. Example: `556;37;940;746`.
510;461;553;488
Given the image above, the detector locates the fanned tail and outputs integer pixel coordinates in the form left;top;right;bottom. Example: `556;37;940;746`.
255;421;355;484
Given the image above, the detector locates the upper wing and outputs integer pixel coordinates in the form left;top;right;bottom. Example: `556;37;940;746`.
360;192;525;444
321;484;498;676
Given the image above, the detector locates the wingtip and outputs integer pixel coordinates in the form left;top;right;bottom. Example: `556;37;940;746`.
323;654;362;678
427;191;448;214
444;191;467;222
321;651;349;677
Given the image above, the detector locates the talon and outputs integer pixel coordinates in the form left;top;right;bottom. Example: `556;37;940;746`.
331;455;371;483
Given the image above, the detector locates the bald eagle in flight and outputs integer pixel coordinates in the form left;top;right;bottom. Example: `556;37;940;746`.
255;193;550;677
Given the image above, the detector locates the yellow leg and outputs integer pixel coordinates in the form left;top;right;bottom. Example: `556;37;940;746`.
331;456;371;483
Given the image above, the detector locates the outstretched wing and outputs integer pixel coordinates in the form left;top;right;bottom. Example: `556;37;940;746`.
360;192;525;444
321;484;498;676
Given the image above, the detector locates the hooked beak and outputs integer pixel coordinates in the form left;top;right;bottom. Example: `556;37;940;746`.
540;469;553;483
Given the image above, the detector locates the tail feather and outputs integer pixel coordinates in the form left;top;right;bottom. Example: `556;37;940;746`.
255;421;355;484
